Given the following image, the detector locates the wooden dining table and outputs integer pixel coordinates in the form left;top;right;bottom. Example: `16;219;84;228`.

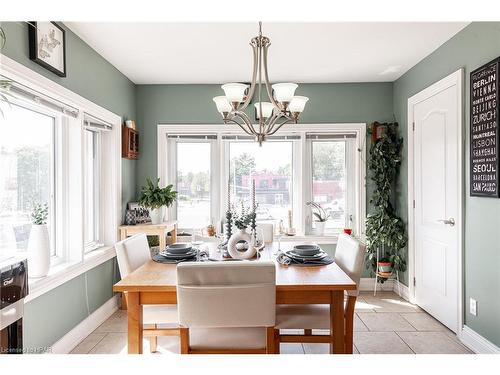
113;242;356;354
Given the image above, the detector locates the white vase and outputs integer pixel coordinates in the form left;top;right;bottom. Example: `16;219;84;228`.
227;228;256;260
27;224;50;278
149;207;164;225
314;221;326;236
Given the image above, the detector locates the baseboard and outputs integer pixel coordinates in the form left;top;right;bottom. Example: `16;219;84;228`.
49;295;120;354
393;280;410;301
460;325;500;354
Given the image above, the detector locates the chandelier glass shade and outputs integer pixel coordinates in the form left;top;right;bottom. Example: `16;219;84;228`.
212;22;309;145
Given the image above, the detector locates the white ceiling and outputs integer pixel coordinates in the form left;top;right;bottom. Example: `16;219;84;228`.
66;22;468;84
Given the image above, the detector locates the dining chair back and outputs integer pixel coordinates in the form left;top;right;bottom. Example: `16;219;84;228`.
115;233;151;278
334;233;366;296
176;261;277;353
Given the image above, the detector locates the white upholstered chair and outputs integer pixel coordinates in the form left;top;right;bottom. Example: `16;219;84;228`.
115;233;179;352
275;234;365;353
176;261;277;354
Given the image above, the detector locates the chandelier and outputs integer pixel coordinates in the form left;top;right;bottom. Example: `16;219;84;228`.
213;22;309;145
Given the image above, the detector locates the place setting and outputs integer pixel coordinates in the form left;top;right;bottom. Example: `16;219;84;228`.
276;243;334;266
152;243;209;264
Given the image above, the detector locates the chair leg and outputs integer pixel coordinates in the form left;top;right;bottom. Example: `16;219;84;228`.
345;296;356;354
180;327;189;354
304;329;312;336
266;327;276;354
274;329;281;354
148;324;158;353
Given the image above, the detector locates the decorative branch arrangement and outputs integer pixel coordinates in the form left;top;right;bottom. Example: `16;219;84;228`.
365;122;407;281
31;203;49;225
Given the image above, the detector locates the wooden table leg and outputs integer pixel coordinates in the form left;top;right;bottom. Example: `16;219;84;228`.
330;290;345;354
127;292;143;354
159;230;166;250
171;224;177;243
120;229;127;241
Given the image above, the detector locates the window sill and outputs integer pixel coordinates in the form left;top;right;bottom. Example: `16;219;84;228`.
25;246;116;303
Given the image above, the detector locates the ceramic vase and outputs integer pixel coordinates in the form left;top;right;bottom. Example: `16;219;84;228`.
227;228;256;259
149;207;164;225
27;224;50;278
314;221;326;236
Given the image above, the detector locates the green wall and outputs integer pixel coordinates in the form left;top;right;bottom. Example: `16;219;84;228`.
1;22;134;350
135;82;394;195
393;22;500;347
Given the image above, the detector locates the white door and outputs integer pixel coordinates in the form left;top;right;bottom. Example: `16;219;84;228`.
410;71;462;332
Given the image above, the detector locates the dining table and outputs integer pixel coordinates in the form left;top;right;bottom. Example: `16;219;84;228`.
113;241;356;354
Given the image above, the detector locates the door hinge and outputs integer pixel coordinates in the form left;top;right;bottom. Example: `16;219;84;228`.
413;200;415;209
412;122;415;131
413;277;416;287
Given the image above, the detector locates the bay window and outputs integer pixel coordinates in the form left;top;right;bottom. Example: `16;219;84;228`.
161;124;365;238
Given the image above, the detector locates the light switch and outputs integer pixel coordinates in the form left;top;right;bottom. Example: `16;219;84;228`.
470;298;477;316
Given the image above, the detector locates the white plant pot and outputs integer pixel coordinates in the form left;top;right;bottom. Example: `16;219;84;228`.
149;207;164;225
27;224;50;278
314;221;326;236
227;228;256;260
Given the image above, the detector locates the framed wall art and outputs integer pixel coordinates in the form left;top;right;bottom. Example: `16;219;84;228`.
28;21;66;77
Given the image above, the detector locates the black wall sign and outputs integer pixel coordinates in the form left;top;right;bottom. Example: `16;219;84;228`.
470;57;500;197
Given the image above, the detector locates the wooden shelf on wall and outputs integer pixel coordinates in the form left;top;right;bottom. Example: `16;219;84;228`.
122;126;139;160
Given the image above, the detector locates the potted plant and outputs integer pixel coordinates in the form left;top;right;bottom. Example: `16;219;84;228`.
139;177;178;225
27;203;50;278
365;123;407;283
306;201;329;235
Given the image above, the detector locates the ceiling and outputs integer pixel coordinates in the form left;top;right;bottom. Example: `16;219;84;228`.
66;22;469;84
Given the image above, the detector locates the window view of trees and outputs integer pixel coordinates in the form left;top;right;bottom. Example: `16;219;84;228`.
229;142;293;227
176;142;211;229
312;141;346;229
0;104;53;254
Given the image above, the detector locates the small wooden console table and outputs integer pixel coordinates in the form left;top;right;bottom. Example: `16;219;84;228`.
119;221;178;250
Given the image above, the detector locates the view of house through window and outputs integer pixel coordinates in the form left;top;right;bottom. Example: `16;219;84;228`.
176;142;211;229
0;103;55;256
311;141;347;230
229;141;293;227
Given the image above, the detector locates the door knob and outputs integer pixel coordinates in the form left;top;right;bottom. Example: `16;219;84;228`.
437;218;455;226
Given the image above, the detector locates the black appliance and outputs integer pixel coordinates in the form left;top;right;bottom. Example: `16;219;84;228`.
0;257;28;354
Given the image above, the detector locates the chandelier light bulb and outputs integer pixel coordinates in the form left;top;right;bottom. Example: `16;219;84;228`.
213;96;232;114
289;96;309;113
221;83;248;104
272;83;298;103
254;102;274;119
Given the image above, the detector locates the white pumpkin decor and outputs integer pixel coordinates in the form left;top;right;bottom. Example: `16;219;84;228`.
27;203;50;278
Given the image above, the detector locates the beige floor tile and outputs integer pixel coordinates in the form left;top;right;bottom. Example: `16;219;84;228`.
361;296;421;313
150;336;180;354
89;333;128;354
396;332;472;354
70;333;106;354
279;343;305;354
354;332;413;354
400;313;448;332
354;314;369;331
357;312;415;332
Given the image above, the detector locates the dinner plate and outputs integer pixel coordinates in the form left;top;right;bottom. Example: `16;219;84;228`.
165;243;193;254
285;250;328;260
159;249;198;259
293;244;321;256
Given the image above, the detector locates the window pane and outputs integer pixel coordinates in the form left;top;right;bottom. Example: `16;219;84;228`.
0;104;54;255
312;141;346;230
84;129;98;248
229;141;293;227
176;142;211;229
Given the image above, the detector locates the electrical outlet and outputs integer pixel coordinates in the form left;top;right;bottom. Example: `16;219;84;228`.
470;298;477;316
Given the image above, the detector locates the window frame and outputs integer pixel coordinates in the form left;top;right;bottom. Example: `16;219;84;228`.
158;123;366;239
1;56;122;293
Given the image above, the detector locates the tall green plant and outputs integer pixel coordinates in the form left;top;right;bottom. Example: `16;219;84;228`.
365;123;407;281
138;178;178;210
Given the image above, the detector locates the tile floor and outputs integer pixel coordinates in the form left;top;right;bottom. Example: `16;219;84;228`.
70;292;472;354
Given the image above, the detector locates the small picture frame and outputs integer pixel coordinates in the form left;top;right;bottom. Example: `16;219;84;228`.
28;22;66;77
